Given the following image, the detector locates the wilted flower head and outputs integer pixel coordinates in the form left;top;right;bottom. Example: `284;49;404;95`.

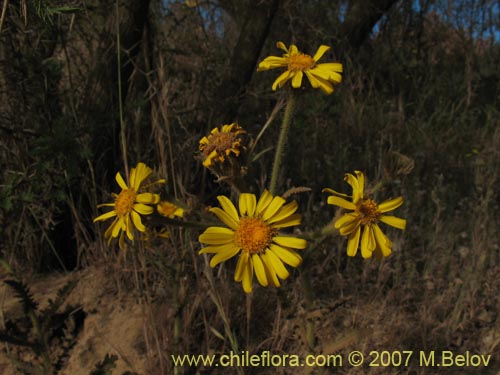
257;41;342;95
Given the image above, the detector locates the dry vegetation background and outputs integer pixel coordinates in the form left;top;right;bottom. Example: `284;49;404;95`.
0;0;499;374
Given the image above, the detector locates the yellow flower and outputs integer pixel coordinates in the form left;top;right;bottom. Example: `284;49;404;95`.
323;171;406;259
198;190;306;293
94;162;161;248
199;123;245;168
157;201;185;219
257;41;343;94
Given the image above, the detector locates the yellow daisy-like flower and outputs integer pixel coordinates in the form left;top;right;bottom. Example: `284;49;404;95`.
157;201;185;219
257;41;343;95
198;190;306;293
199;123;246;168
94;162;161;248
323;171;406;259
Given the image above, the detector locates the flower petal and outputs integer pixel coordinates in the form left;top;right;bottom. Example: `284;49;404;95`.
379;215;406;230
312;45;330;62
199;242;238;254
131;210;146;232
115;172;128;190
239;193;256;217
291;70;303;88
270;213;302;228
273;236;307;249
268;244;302;267
262;196;286;221
209;245;241;268
133;203;154;215
252;254;268;287
234;251;248;282
378;197;404;213
272;70;292;90
372;224;392;257
199;227;235;245
360;225;375;258
256;190;273;215
94;210;117;222
209;207;239;230
136;193;160;204
217;195;239;223
327;195;356;210
346;226;361;256
304;71;334;94
268;201;298;223
241;255;254;293
260;252;280;287
264;249;289;280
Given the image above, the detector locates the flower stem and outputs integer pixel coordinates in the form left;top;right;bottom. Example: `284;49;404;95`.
116;0;129;180
269;92;296;195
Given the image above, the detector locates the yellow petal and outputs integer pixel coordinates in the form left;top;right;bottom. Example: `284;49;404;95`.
199;242;238;254
209;245;240;268
131;210;146;232
268;244;302;267
327;195;356;210
346;226;361;256
262;196;286;221
256;190;273;215
94;210;117;222
133;203;154;215
334;213;358;229
271;213;302;228
317;62;343;73
115;172;128;190
372;224;392;257
252;254;268;287
291;70;303;88
272;236;307;249
337;215;360;236
360;225;375;258
260;252;280;287
257;56;288;70
268;201;298;223
241;255;254;293
378;197;404;213
234;252;248;282
312;45;330;62
217;195;239;223
132;162;152;191
136;193;160;204
379;215;406;230
264;249;290;280
272;70;292;90
198;227;235;245
239;193;256;217
276;41;288;52
304;71;334;94
112;217;124;238
209;207;239;230
125;215;134;240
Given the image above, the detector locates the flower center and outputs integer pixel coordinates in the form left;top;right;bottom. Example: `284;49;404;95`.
357;199;380;225
235;217;273;254
288;53;315;71
115;189;136;217
203;132;238;156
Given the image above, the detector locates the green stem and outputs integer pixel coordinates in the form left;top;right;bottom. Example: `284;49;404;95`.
116;0;129;180
269;93;296;195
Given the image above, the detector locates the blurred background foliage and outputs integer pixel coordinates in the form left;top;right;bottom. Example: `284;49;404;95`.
0;0;499;373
